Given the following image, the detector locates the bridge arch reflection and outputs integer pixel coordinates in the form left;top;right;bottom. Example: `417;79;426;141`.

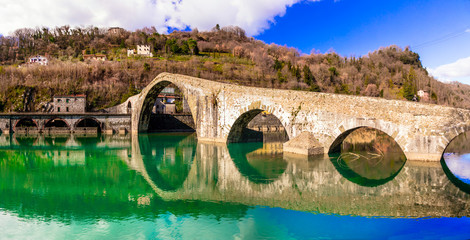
440;131;470;194
328;127;407;186
13;135;39;146
227;142;287;184
44;135;70;146
441;157;470;194
30;132;464;218
139;133;197;191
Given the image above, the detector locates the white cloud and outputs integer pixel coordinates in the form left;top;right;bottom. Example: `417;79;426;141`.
428;56;470;83
445;153;470;181
0;0;318;36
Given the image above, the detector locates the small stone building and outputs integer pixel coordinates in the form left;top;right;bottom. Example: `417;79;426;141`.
107;27;125;36
152;87;190;114
153;95;177;114
53;95;86;113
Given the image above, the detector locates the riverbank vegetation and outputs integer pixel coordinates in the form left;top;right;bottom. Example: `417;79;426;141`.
1;25;469;112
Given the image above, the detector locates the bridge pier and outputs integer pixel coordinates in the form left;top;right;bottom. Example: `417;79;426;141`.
283;132;324;156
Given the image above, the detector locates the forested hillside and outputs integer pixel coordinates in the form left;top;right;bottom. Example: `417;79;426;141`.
1;25;469;112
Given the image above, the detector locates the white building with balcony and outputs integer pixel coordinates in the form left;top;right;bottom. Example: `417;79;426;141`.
137;45;153;57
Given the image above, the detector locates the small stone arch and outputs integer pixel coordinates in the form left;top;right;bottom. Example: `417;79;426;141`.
127;101;132;114
75;117;103;132
133;73;197;133
227;108;289;143
14;117;39;131
44;118;71;129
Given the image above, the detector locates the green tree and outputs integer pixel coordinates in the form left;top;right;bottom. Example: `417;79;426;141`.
431;91;437;102
403;67;417;101
277;70;286;83
273;59;283;71
121;82;140;103
119;39;126;48
328;66;339;77
180;40;190;54
187;38;199;55
165;39;181;54
143;62;150;71
291;65;301;80
309;84;321;92
302;65;315;85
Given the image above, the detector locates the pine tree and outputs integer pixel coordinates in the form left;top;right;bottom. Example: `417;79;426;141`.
303;65;315;85
403;67;417;101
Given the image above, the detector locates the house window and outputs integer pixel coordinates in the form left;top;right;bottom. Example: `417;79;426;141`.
57;99;61;102
66;107;69;112
58;107;61;112
66;99;69;103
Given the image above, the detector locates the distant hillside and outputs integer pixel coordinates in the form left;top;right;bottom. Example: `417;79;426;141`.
1;25;470;112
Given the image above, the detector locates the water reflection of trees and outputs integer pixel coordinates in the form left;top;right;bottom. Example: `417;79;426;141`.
329;128;407;187
0;147;153;218
0;137;248;222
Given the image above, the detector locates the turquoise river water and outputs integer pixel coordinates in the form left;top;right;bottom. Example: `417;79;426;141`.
0;129;469;239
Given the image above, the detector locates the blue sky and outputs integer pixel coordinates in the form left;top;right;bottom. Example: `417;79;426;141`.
1;0;469;83
255;0;470;83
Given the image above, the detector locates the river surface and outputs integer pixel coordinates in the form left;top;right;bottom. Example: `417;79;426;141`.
1;130;470;239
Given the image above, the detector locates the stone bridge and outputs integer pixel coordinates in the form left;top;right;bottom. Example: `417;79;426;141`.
0;113;130;134
125;72;470;162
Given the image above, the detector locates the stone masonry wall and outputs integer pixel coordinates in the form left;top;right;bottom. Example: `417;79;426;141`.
53;96;86;113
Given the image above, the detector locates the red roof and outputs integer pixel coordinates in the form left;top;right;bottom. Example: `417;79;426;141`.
54;94;86;98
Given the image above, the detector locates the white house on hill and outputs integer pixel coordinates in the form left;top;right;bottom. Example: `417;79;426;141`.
28;55;48;65
128;45;153;57
137;45;153;57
